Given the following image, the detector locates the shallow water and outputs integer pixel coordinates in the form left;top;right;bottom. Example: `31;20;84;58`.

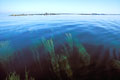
1;15;120;80
0;15;120;51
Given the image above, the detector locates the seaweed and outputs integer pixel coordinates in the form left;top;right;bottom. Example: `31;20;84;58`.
6;72;20;80
24;69;35;80
41;37;74;79
75;42;90;66
41;38;60;78
110;59;120;70
1;32;112;80
65;33;73;53
6;70;35;80
31;48;41;65
0;41;14;61
58;54;73;79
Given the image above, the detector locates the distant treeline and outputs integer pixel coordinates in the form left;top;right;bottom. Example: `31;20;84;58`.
10;13;120;16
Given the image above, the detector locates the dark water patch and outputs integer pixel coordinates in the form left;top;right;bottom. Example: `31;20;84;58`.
0;48;119;79
0;62;6;80
1;41;120;79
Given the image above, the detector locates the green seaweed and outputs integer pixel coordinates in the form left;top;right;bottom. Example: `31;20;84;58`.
24;69;35;80
110;59;120;70
6;71;35;80
6;72;20;80
41;38;60;77
65;33;73;53
41;37;73;79
3;32;92;80
31;48;41;65
59;55;72;78
42;38;55;55
0;41;14;61
76;43;90;66
25;70;28;80
61;45;69;57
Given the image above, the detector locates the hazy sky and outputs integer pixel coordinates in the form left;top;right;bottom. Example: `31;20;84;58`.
0;0;120;14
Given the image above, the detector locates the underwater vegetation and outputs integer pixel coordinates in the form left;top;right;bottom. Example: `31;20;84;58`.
76;43;90;66
42;38;60;78
65;33;73;54
0;41;14;61
0;41;9;47
6;72;20;80
41;38;73;79
110;59;120;70
0;33;120;80
6;71;35;80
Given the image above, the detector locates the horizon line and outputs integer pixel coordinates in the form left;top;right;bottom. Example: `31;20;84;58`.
10;13;120;16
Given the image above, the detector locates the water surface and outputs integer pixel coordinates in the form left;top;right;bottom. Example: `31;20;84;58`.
0;15;120;50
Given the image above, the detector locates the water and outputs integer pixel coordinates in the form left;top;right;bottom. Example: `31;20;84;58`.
0;15;120;50
0;15;120;79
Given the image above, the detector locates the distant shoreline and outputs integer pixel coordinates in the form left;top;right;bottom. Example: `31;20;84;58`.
10;13;120;16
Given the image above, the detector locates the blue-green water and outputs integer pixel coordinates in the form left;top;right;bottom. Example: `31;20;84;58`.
0;15;120;80
0;15;120;54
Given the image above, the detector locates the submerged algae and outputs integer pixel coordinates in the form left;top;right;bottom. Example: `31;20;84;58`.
0;41;14;61
6;72;20;80
1;33;92;80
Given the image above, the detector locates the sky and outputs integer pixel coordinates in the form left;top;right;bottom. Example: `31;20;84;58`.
0;0;120;14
